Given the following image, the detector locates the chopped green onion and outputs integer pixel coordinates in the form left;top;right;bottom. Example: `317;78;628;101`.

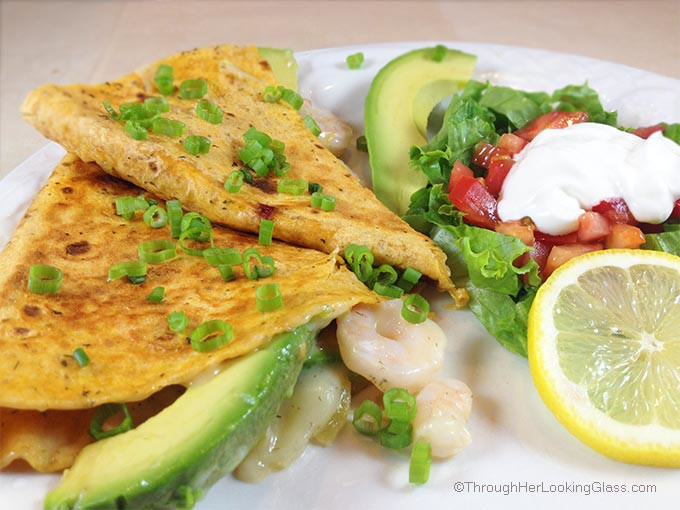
238;128;289;178
303;115;321;136
409;442;432;484
103;101;120;120
383;388;417;422
166;200;183;238
179;78;208;99
115;196;149;220
397;267;422;292
190;319;233;352
147;286;165;303
356;135;368;152
217;264;236;281
256;283;283;312
280;87;303;110
402;294;430;324
258;219;275;246
138;239;177;263
73;348;90;368
125;120;149;140
243;248;275;279
144;96;170;114
146;197;159;206
352;400;382;436
184;135;211;155
27;264;63;294
178;227;213;256
154;64;174;95
142;205;168;228
344;244;374;282
119;102;148;120
90;403;133;441
239;139;264;165
346;52;365;70
367;264;398;288
196;99;223;124
379;422;413;450
262;85;283;103
225;170;244;193
108;260;147;281
310;192;336;211
385;418;411;435
152;117;186;137
240;168;254;185
374;283;404;298
168;311;189;333
308;182;323;194
203;247;242;267
127;275;147;285
243;126;273;146
277;177;307;195
180;213;212;241
429;44;448;62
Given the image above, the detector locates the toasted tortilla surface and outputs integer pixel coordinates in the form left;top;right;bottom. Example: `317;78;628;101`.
21;44;454;292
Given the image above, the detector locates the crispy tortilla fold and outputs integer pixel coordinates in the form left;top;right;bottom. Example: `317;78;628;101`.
0;154;377;410
20;44;454;292
0;386;184;472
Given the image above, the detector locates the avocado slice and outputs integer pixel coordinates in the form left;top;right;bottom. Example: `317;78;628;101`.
364;46;476;215
258;47;298;91
44;324;316;510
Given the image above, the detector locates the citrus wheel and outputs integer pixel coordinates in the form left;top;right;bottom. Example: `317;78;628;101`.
529;249;680;467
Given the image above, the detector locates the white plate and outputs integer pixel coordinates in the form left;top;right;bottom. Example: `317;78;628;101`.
2;42;680;510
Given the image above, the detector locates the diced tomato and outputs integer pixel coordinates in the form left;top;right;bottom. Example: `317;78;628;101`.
486;157;514;197
513;111;590;142
534;231;579;246
448;160;474;194
471;142;510;170
497;133;528;155
496;220;535;246
544;244;603;277
591;198;636;225
449;174;499;229
671;199;680;219
631;123;666;139
605;224;646;249
577;211;612;242
530;240;552;276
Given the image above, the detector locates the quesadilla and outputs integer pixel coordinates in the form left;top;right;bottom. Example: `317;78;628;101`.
20;45;455;293
0;154;377;411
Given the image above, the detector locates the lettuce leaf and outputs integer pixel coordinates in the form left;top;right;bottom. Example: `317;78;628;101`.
478;85;551;130
552;83;618;126
642;229;680;255
664;123;680;144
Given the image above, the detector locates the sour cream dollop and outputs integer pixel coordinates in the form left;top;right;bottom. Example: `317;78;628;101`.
497;123;680;235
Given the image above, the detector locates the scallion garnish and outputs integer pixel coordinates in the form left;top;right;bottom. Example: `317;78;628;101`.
103;100;120;120
144;96;170;115
374;283;404;298
308;182;323;194
196;99;223;124
409;442;432;484
179;78;208;99
280;87;303;110
73;347;90;368
203;247;242;267
258;219;275;246
397;267;422;292
383;388;417;423
379;421;413;450
178;227;213;256
242;248;275;279
142;205;168;228
154;64;174;95
240;168;254;185
184;135;211;155
256;283;283;312
367;264;398;289
168;311;189;333
166;200;183;239
152;117;185;137
238;127;289;178
303;115;321;136
180;213;212;241
27;264;63;294
344;244;374;282
138;239;177;264
429;44;448;62
147;286;165;303
262;86;283;103
108;260;148;283
189;319;234;352
277;177;307;195
310;191;336;211
89;403;133;441
115;196;150;220
218;264;236;281
352;400;382;436
125;120;148;140
346;52;365;70
225;170;244;193
401;294;429;324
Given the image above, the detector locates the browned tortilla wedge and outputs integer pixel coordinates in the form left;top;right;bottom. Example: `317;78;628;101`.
0;154;377;410
21;44;454;292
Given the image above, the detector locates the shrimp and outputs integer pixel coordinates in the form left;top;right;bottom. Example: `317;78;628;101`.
413;379;472;458
336;299;446;394
299;99;353;157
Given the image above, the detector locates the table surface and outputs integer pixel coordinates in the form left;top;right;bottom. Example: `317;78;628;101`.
1;0;679;178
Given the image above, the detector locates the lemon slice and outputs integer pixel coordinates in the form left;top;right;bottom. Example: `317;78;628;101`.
529;249;680;467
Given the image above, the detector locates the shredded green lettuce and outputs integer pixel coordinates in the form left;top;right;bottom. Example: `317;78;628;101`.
642;229;680;255
551;83;618;126
664;123;680;144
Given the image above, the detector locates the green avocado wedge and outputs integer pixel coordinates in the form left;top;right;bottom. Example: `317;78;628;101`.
44;324;316;510
365;46;476;216
258;47;299;91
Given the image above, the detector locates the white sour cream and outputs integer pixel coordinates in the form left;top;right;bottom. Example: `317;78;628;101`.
497;123;680;235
